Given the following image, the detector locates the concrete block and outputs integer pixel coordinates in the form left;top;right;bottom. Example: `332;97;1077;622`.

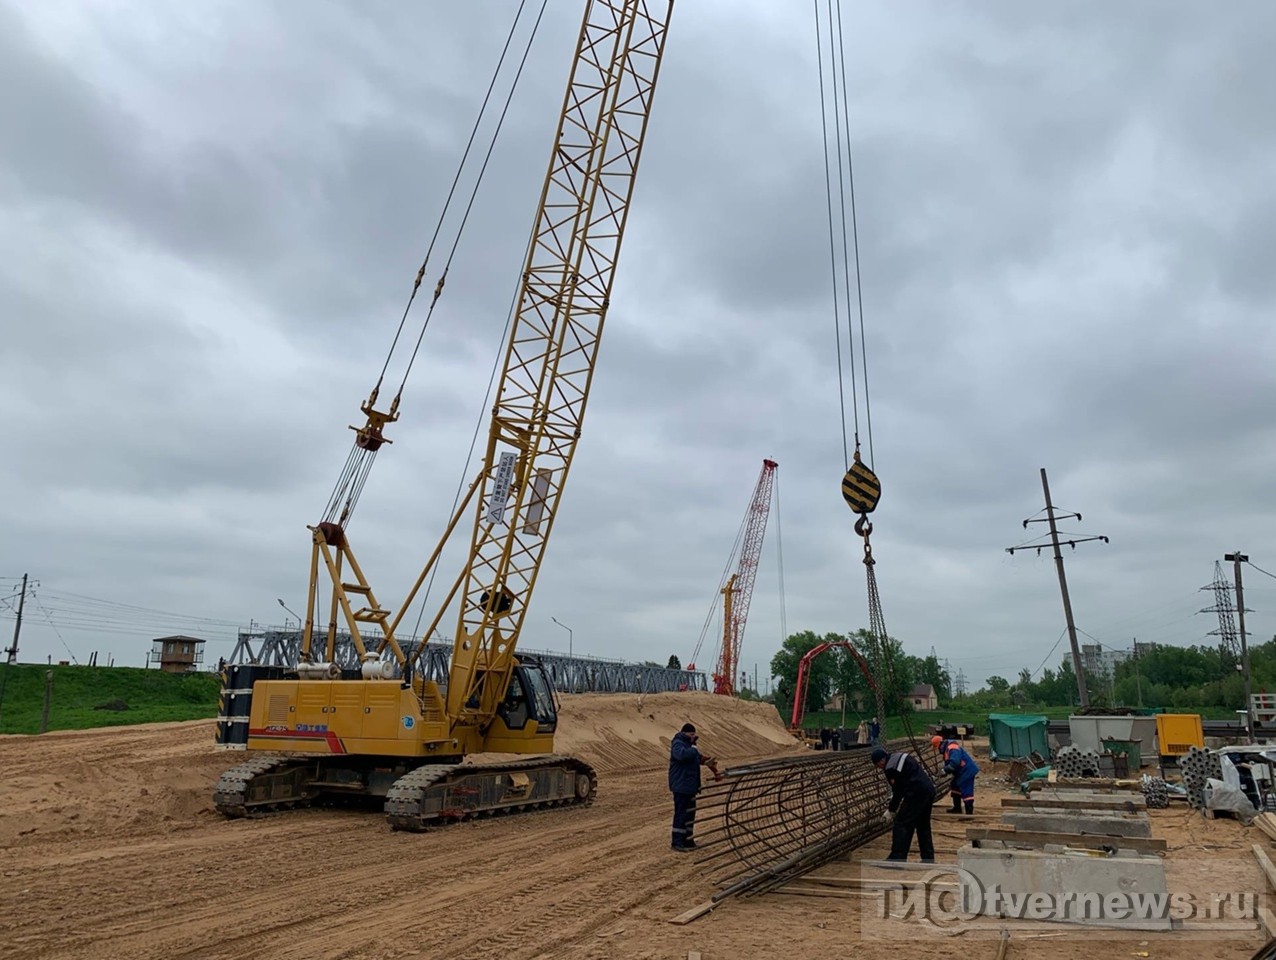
1027;789;1146;807
957;843;1170;930
1001;811;1152;838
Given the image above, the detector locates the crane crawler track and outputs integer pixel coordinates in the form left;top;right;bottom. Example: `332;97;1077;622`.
385;755;597;832
213;757;316;818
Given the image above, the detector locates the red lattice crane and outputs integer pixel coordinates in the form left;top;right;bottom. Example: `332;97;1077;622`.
712;459;778;696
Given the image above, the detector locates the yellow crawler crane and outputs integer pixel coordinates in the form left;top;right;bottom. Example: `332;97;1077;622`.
213;1;673;830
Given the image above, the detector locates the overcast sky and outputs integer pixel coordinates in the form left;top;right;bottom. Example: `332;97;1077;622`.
3;0;1276;692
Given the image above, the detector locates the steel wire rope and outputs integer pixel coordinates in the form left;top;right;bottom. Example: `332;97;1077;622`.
812;0;851;468
690;500;752;674
320;0;546;524
774;470;788;653
376;0;536;392
403;1;552;655
393;0;550;399
833;0;874;468
823;0;862;460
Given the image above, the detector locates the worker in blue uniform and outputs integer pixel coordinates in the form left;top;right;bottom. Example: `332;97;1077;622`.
668;722;720;851
931;734;979;814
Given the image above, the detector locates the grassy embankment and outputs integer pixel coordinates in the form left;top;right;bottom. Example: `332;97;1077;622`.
0;663;220;735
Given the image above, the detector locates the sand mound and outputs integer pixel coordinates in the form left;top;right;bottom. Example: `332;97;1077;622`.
0;693;798;845
553;691;801;774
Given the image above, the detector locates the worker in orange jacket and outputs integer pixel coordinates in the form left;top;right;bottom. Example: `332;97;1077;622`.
931;734;979;814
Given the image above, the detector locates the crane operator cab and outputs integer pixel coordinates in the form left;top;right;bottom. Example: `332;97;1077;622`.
497;659;558;734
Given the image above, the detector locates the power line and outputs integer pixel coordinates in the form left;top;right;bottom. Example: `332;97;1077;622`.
1245;559;1276;582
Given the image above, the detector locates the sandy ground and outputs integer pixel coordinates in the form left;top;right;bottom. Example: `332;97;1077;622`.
0;692;1268;960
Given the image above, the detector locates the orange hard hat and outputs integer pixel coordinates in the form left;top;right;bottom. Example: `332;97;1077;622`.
930;735;943;749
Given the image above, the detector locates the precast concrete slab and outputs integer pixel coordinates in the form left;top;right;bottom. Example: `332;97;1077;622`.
1001;811;1152;838
957;843;1171;930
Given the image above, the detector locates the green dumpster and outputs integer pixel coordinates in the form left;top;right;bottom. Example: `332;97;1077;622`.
987;713;1050;762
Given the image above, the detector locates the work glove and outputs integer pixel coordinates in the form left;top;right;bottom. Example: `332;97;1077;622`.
880;809;894;824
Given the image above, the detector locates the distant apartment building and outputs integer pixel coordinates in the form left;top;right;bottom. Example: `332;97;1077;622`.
1081;643;1128;679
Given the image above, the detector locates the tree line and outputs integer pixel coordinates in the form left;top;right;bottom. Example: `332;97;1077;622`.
767;629;950;720
751;630;1276;719
954;638;1276;711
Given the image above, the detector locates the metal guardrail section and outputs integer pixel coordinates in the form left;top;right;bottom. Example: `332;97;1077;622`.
227;628;707;694
695;741;950;898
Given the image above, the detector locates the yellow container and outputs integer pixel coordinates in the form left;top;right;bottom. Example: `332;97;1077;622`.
1155;713;1204;756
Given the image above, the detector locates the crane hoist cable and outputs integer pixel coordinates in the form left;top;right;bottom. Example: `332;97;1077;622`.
813;0;914;741
321;0;549;531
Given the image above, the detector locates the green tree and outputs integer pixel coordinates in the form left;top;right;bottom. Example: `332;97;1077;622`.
916;653;951;704
987;675;1010;694
666;654;681;670
771;630;842;720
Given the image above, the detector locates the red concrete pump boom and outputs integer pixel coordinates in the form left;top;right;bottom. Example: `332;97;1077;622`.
789;640;877;732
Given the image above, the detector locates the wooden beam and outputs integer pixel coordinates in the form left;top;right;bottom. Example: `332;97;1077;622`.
775;886;876;900
798;875;957;892
1255;813;1276;844
668;901;716;925
1260;906;1276;939
1001;796;1144;812
858;859;962;873
994;928;1010;960
967;827;1166;853
1252;843;1276;892
1029;778;1143;792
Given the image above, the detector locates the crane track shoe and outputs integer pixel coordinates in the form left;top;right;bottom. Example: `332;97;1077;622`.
384;755;597;831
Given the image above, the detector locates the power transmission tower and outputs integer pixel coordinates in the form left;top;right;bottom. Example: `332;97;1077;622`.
1199;561;1243;660
954;668;967;698
1006;469;1108;708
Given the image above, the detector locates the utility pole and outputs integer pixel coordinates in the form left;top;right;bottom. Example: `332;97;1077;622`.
0;574;30;731
6;573;28;665
1007;469;1108;709
1225;552;1253;740
1132;638;1143;709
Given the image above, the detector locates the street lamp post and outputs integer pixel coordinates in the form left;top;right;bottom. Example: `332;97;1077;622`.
278;598;302;632
551;617;573;658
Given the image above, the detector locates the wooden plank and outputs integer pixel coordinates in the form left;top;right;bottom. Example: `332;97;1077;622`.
798;875;957;891
774;887;876;900
1261;905;1276;939
668;901;717;925
1256;813;1276;843
1001;796;1144;811
966;827;1167;853
1252;844;1276;892
858;859;961;873
994;928;1010;960
1029;778;1143;792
